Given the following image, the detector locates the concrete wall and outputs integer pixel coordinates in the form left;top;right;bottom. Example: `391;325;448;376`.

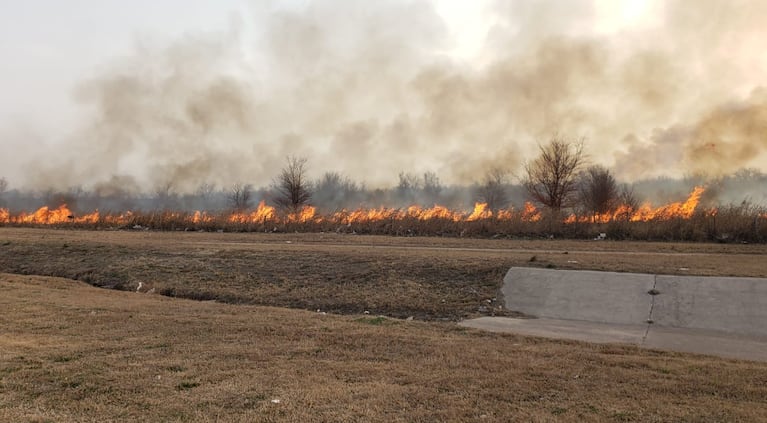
503;267;767;337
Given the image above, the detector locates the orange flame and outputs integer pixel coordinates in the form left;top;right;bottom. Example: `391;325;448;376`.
228;201;276;224
467;202;492;221
564;186;706;223
0;186;713;229
521;202;541;222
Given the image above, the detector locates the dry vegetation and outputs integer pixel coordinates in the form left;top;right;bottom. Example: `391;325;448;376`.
4;203;767;242
2;228;767;421
2;228;767;321
2;273;767;422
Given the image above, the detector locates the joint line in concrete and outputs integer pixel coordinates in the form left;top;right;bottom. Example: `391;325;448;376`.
642;274;658;345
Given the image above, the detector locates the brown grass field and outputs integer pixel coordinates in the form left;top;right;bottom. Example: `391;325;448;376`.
2;227;767;421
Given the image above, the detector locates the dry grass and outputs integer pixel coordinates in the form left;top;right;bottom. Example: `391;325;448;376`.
4;203;767;242
2;273;767;422
2;228;767;421
1;228;767;322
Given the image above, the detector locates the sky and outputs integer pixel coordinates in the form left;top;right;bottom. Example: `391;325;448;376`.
1;0;766;192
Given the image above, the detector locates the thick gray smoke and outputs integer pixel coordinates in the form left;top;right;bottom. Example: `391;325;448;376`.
6;0;767;194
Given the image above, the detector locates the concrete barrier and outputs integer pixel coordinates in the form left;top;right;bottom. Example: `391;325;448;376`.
502;267;767;337
653;275;767;337
502;267;655;326
461;267;767;361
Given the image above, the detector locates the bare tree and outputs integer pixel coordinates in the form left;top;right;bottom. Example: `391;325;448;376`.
0;177;7;205
579;165;619;218
523;136;585;211
615;183;640;220
272;156;312;212
475;167;510;211
396;172;421;204
195;182;216;200
154;181;176;210
313;171;360;210
228;183;252;211
422;171;442;204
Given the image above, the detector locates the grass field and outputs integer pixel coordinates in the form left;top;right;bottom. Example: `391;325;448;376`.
2;228;767;421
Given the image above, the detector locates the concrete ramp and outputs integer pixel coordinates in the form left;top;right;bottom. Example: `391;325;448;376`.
461;267;767;361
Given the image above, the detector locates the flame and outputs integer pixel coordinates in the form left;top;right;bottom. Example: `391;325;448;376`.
467;202;492;221
3;204;100;225
287;205;318;223
192;210;214;224
629;186;704;221
0;186;713;229
521;202;541;222
564;186;706;223
228;201;276;224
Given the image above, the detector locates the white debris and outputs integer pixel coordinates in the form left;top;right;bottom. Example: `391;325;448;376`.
271;399;281;404
136;282;143;292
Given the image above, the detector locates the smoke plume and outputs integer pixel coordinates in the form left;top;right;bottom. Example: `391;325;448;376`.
3;0;767;194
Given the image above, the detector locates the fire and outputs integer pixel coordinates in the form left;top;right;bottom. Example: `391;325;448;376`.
0;186;712;229
521;202;541;222
565;186;706;223
4;204;100;225
467;202;492;221
629;186;704;221
228;201;276;224
406;204;463;221
288;205;318;223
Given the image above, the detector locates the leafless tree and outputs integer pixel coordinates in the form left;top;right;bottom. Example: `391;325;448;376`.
0;176;12;211
396;172;421;204
615;183;641;220
475;167;509;211
579;165;619;218
272;156;312;212
228;183;252;211
195;182;216;200
523;136;585;211
153;181;176;210
397;172;420;191
313;171;360;210
422;171;442;204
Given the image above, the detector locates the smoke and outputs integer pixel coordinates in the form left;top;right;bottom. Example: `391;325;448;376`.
615;88;767;180
5;0;767;193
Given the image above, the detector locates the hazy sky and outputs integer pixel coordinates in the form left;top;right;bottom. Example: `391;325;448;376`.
1;0;766;192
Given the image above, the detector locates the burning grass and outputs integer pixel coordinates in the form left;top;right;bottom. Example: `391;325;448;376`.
2;186;767;242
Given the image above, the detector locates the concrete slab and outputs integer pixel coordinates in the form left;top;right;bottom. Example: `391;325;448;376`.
653;275;767;337
459;317;767;362
644;326;767;362
462;267;767;361
502;267;655;325
460;317;647;344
